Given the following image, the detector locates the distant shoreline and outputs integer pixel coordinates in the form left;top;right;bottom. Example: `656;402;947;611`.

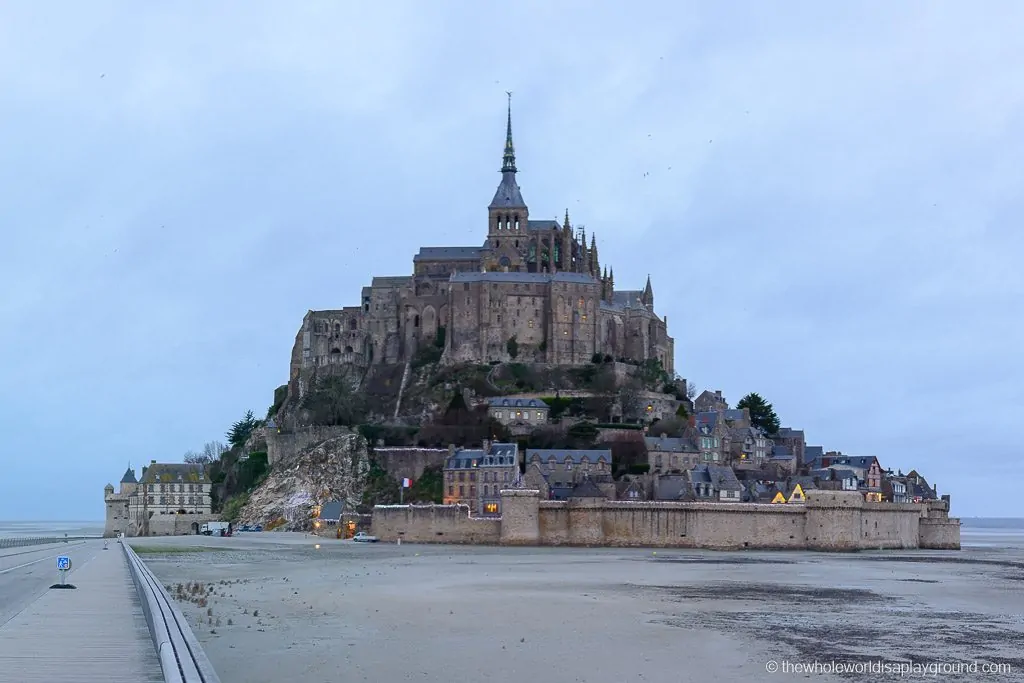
0;520;104;537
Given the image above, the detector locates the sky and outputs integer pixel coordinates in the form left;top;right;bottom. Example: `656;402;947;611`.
1;2;1021;521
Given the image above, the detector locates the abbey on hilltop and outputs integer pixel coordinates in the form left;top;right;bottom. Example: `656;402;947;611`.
288;97;674;394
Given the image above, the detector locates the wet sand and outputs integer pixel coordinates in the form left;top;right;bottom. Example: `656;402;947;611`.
137;531;1024;682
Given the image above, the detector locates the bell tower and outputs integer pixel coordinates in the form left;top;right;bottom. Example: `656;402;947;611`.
487;93;529;248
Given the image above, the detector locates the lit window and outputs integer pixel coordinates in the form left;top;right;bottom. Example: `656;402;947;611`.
485;503;498;514
582;315;587;321
536;412;543;419
528;320;534;328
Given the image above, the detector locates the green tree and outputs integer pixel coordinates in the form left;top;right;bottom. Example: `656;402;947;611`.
506;335;519;359
226;410;259;449
736;392;781;435
359;460;399;512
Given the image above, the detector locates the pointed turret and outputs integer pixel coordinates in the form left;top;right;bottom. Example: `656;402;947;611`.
601;265;609;300
608;267;615;296
642;274;654;309
589;234;600;277
560;210;573;271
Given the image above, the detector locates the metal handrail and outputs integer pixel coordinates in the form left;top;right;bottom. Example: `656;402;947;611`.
121;542;221;683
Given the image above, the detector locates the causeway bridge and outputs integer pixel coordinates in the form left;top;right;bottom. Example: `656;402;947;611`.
0;536;220;683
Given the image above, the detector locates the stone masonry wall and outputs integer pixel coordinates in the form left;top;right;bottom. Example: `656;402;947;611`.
372;447;449;484
267;425;352;466
373;489;961;551
371;504;501;544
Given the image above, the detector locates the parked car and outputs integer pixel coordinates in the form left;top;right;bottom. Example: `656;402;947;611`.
352;532;379;543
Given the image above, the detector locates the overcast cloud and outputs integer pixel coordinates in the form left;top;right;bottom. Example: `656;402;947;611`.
1;1;1021;520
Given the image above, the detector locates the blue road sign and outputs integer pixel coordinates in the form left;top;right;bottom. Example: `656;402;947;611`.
56;556;70;571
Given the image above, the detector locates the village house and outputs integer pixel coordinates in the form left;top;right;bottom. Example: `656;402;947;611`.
525;448;611;483
486;397;550;434
772;427;806;466
443;441;520;515
645;434;700;474
693;389;728;413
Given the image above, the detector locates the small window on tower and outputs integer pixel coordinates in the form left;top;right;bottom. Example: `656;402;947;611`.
528;320;534;328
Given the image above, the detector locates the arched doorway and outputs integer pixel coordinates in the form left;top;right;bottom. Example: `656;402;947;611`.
190;521;200;535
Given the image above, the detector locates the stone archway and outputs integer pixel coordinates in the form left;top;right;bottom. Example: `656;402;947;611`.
191;521;200;535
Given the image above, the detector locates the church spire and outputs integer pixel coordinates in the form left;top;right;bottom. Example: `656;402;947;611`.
488;93;527;211
502;91;516;173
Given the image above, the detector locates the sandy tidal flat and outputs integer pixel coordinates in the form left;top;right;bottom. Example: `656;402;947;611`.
137;532;1024;683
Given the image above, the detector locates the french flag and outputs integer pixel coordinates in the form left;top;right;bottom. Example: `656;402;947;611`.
402;478;412;488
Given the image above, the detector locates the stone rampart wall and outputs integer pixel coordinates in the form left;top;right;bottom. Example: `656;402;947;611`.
141;513;221;537
371;504;501;544
372;489;961;551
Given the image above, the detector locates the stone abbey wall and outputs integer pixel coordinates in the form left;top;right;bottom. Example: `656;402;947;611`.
371;489;961;551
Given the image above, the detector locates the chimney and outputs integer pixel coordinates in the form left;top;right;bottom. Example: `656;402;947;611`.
151;460;156;465
448;444;457;457
715;390;722;400
482;438;491;453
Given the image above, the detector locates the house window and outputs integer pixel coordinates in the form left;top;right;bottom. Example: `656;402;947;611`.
459;485;464;496
536;412;543;420
470;485;476;496
485;503;499;514
528;320;534;328
469;472;476;482
448;486;453;496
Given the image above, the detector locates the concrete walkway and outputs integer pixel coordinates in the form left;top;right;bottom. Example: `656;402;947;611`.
0;542;163;682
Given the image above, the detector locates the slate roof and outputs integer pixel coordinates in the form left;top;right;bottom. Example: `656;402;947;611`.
611;290;644;307
318;500;344;521
445;443;519;469
696;410;746;429
488;397;548;410
654;474;689;501
804;445;824;460
370;276;412;288
489;171;527;209
120;467;137;484
140;463;209;484
770;445;795;461
527;219;560;232
645;436;698;453
689;464;743;494
413;247;481;263
450;271;597;285
526;449;612;465
569;478;606;499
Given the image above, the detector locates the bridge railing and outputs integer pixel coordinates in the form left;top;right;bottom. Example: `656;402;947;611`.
121;541;222;683
0;536;96;550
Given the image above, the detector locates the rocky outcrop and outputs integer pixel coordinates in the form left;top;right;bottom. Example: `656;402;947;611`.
237;428;370;530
